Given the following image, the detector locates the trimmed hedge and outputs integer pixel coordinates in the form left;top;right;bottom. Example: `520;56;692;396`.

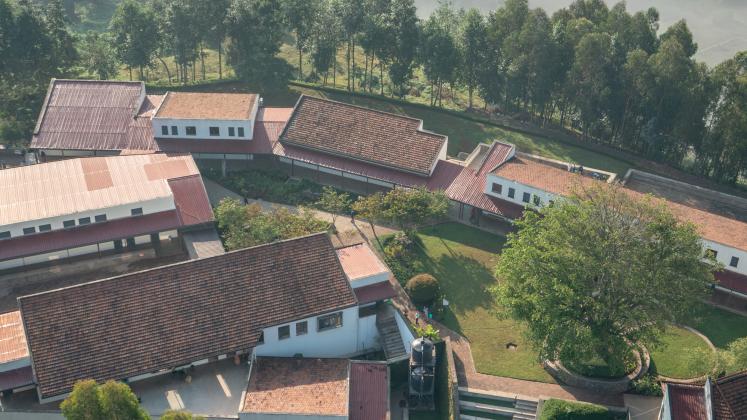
406;274;440;305
539;399;626;420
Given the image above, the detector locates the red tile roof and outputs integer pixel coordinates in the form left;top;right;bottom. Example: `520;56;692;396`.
154;92;257;120
667;383;708;420
713;371;747;419
168;175;215;226
354;280;397;305
242;357;350;416
280;96;446;176
18;233;357;399
0;210;182;262
0;311;28;364
349;361;389;420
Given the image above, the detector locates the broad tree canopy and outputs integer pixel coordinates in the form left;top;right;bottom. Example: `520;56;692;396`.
493;185;715;366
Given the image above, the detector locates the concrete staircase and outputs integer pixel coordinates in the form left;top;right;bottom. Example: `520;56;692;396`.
458;387;538;420
376;307;407;361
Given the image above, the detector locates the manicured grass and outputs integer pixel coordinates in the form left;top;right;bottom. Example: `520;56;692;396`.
408;223;556;384
649;326;715;379
564;350;636;379
692;305;747;349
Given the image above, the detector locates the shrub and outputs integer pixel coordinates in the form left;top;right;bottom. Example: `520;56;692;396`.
406;273;441;305
629;374;663;396
539;399;624;420
414;324;440;341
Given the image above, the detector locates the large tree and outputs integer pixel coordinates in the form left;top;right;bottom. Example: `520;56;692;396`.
386;0;419;98
458;8;486;109
283;0;321;80
493;185;715;370
61;380;150;420
109;0;159;80
79;31;119;80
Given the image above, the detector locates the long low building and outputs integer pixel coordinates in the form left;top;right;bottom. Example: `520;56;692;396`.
3;234;404;405
28;79;747;296
0;153;214;272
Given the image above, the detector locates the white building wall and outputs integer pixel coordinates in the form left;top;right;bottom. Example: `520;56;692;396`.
357;310;379;352
349;272;390;289
0;196;175;239
484;174;557;207
254;307;360;358
153;118;254;141
703;240;747;276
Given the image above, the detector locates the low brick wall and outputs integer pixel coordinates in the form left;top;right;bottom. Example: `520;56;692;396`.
544;346;650;394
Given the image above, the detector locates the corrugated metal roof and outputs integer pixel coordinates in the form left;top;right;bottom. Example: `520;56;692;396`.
353;281;397;305
0;154;199;226
349;361;389;420
667;383;708;420
0;210;182;262
168;175;215;226
715;270;747;295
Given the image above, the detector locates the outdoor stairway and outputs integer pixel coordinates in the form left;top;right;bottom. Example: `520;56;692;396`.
458;387;538;420
376;307;407;361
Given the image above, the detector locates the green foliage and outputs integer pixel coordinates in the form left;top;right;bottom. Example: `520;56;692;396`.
79;31;118;79
493;185;715;366
629;374;663;397
213;169;322;205
109;0;159;79
716;337;747;375
353;187;449;235
539;399;623;420
414;324;440;341
214;199;328;250
61;380;149;420
564;349;636;378
160;410;206;420
406;273;440;305
316;186;352;224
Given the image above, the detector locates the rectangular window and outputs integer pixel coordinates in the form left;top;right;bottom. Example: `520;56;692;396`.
38;224;52;232
257;331;264;344
209;126;220;136
508;188;515;199
23;227;36;235
78;217;91;225
237;127;245;137
63;220;75;229
730;256;739;268
95;214;107;223
706;249;718;259
186;126;196;136
0;231;10;240
296;321;308;336
491;183;503;194
228;127;236;137
533;195;541;206
170;126;178;136
161;126;169;136
317;312;343;332
278;325;290;340
131;208;143;216
522;192;531;203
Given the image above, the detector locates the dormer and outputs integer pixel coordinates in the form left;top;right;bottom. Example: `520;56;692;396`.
151;92;260;141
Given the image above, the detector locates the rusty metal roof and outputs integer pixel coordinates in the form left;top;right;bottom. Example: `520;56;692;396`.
349;361;389;420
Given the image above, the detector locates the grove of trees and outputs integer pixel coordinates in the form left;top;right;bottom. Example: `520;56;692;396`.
1;0;745;186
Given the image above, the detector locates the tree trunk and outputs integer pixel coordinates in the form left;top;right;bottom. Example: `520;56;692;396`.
158;57;172;83
200;45;206;80
139;66;145;81
380;60;384;96
364;53;369;92
351;37;356;92
333;56;337;87
346;40;351;91
468;85;474;109
128;67;133;81
218;43;223;80
298;46;303;80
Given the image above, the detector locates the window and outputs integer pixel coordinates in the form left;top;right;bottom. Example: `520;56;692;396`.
296;321;308;336
186;126;196;136
0;231;10;240
508;187;515;199
706;249;718;259
95;214;107;223
730;257;740;268
359;305;377;318
78;217;91;225
491;183;503;194
131;208;143;216
228;127;236;137
38;224;52;232
522;192;531;203
161;126;169;136
317;312;343;332
237;127;245;137
257;331;264;344
278;325;290;340
23;227;36;235
63;220;75;228
170;126;178;136
209;126;220;136
533;195;541;206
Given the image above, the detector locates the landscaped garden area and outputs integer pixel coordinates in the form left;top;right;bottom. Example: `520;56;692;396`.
648;326;715;379
383;222;555;383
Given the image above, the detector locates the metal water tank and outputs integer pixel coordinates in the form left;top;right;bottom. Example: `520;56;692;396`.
410;337;434;367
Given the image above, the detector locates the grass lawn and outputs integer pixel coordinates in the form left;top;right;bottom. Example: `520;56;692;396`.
692;305;747;349
408;223;555;383
649;326;715;379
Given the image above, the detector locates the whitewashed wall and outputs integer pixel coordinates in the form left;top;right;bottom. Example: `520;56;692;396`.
703;239;747;276
153;118;254;141
484;173;556;207
357;310;379;352
349;272;390;289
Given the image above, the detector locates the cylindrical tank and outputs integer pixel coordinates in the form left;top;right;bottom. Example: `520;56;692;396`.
410;337;434;366
409;366;435;396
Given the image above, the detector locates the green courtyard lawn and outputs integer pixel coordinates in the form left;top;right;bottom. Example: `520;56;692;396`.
649;326;715;379
693;305;747;350
407;223;556;383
